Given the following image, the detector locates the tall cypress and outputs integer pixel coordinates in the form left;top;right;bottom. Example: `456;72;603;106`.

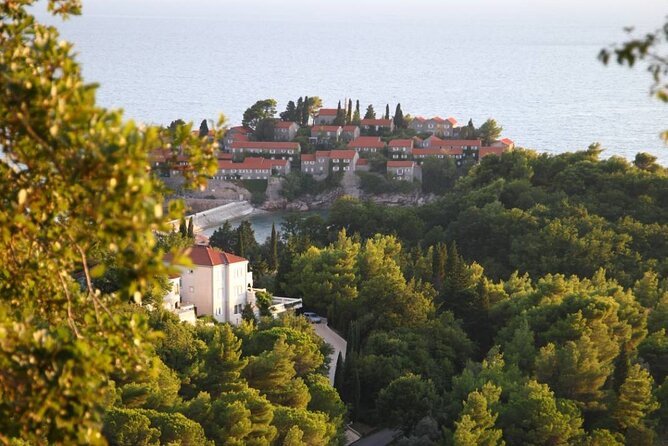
237;228;245;258
334;100;345;125
187;217;194;238
198;119;209;137
269;223;278;271
385;104;390;120
346;99;353;124
302;95;310;126
394;103;405;128
353;100;361;124
179;216;187;236
333;351;345;394
296;97;304;124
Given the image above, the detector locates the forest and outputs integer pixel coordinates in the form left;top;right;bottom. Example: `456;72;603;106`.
2;0;668;445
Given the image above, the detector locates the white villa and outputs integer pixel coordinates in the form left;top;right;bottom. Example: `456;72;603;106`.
167;244;301;324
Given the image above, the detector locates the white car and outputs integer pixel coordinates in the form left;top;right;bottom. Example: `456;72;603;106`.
303;312;322;324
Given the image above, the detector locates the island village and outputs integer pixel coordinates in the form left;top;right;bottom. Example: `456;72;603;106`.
150;99;514;327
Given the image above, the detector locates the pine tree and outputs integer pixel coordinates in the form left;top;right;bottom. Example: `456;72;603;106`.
353;100;361;124
613;364;659;430
453;383;505;446
186;217;194;238
269;223;279;271
346;99;353;124
364;104;376;119
385;104;390;120
198;119;209;137
394;103;405;128
201;325;248;397
280;100;297;122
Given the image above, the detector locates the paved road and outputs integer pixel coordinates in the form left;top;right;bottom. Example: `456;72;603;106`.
349;429;401;446
313;320;347;385
311;320;360;444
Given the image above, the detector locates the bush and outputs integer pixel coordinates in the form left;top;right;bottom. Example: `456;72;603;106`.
358;172;417;195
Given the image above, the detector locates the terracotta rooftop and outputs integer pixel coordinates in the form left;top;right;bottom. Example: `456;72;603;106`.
356;158;369;165
480;146;507;158
301;154;316;161
315;150;331;158
329;150;357;159
447;117;457;125
317;108;338;116
387;160;415;168
361;118;393;126
342;125;359;132
230;141;300;150
275;121;298;129
431;139;481;148
188;245;247;266
311;125;342;134
347;136;386;149
389;139;414;147
228;126;251;134
218;157;288;170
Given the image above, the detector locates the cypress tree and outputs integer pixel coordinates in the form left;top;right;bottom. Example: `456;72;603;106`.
334;100;345;125
432;242;447;290
187;217;194;238
353;100;361;124
179;217;187;236
333;351;345;394
394;103;405;128
280;100;297;121
198;119;209;137
346;99;353;124
269;223;278;271
385;104;390;120
302;95;310;126
296;97;304;124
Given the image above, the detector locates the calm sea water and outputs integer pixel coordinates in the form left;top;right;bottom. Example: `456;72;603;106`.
45;10;667;164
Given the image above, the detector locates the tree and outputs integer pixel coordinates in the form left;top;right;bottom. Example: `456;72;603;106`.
0;1;218;442
269;223;279;271
254;117;276;141
199;119;209;137
242;99;277;131
102;408;161;446
210;221;236;252
281;100;297;121
179;216;188;236
384;104;390;120
353;100;361;124
613;363;659;430
453;383;505;446
394;103;406;129
376;373;438;433
477;119;503;145
459;118;476;139
346;98;353;124
187;216;194;238
364;104;376;119
334;100;345;126
200;324;248;397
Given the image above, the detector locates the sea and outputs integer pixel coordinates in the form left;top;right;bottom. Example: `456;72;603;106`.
42;3;668;165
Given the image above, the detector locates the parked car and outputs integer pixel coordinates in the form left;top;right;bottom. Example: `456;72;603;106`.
303;311;322;324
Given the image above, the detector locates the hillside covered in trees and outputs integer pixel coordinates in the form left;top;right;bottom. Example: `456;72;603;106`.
3;0;668;445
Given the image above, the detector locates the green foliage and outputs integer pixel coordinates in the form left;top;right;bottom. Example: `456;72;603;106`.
477;119;503;145
613;363;659;430
453;383;504;446
421;157;459;194
242;99;277;131
102;408;160;446
358;171;418;194
377;373;438;433
364;104;376;119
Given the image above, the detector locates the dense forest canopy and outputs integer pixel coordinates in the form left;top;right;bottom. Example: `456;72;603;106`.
2;0;668;445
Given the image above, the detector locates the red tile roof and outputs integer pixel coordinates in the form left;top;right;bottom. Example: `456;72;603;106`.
447;117;457;126
431;139;481;149
317;108;338;116
311;125;342;135
217;153;233;160
347;136;386;149
218;157;288;170
329;150;357;160
425;135;446;146
315;150;331;159
301;154;316;161
275;121;298;129
231;133;249;142
228;126;251;134
342;125;359;132
387;160;415;168
230;141;300;151
356;158;369;166
389;139;414;148
432;117;446;123
501;138;514;146
361;118;393;127
480;146;507;158
188;244;247;266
